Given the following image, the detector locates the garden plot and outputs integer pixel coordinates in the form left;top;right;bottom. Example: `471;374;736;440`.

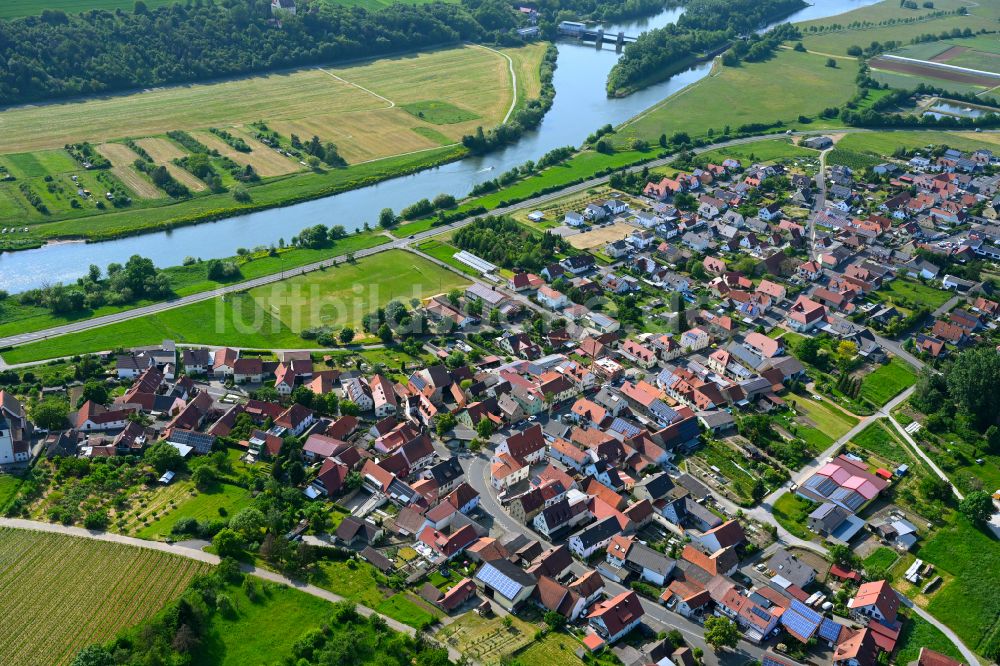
133;137;207;192
95;143;162;199
191;130;299;177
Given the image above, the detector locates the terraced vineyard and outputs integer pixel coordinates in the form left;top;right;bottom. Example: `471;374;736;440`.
0;528;210;665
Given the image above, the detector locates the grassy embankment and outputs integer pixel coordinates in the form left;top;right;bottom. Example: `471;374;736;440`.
2;250;469;363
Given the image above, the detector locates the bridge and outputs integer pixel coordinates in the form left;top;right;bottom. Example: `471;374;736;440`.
557;21;638;50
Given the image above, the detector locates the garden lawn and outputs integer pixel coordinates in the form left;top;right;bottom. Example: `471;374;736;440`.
771;492;816;541
616;49;857;146
863;546;899;573
876;278;955;312
0;474;22;511
375;593;440;629
894;613;965;666
859;359;917;407
918;517;1000;659
311;559;386;609
851;422;910;466
414;239;481;276
795;397;859;440
136;482;253;540
192;582;334;666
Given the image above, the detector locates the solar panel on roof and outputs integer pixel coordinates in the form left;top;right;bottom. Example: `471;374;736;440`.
780;610;819;640
751;606;772;621
819;618;843;642
476;563;523;601
790;600;822;623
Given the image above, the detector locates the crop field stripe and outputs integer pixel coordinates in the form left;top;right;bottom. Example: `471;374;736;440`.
316;67;396;108
930;45;970;62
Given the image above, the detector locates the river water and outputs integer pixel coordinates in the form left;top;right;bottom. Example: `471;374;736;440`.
0;0;880;294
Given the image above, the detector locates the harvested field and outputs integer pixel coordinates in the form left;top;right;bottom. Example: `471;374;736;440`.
95;143;162;199
869;56;1000;87
930;45;969;62
191;130;298;177
567;221;633;250
134;137;186;162
134;137;207;192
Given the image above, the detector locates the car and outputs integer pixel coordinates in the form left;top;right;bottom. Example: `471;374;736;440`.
811;394;823;401
528;415;537;422
409;235;415;239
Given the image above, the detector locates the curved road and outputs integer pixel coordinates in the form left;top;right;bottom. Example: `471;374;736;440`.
0;517;464;662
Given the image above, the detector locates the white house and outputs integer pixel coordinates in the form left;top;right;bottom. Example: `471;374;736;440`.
679;327;710;352
565;211;585;227
537;285;568;310
588;591;645;644
569;517;621;560
0;392;30;466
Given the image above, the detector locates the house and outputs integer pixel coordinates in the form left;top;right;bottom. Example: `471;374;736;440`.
568;517;621;560
335;516;382;548
848;580;899;626
0;392;31;466
474;559;537;611
759;203;783;222
787;296;827;332
274;403;315;436
343;377;374;412
76;401;132;432
717;587;780;642
491;453;528;491
911;648;966;666
588;591;645;644
562;254;595;275
233;357;264;384
565;211;585;227
619;339;657;369
181;349;212;375
693;519;745;553
537;285;568;310
744;332;783;359
803;136;833;149
768;549;816;589
370;374;398;418
416;524;478;562
271;0;296;15
534;575;586;621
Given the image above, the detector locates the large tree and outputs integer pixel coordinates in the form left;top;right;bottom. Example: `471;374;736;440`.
703;616;739;651
959;490;995;525
30;397;70;430
946;347;1000;430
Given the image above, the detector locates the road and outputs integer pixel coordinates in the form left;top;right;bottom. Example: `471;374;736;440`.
0;129;874;355
0;517;465;662
463;454;769;666
810;146;832;262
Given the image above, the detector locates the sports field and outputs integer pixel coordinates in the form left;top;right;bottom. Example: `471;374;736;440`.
0;527;209;666
567;221;634;249
0;44;534;165
252;249;469;332
1;250;469;363
615;49;857;146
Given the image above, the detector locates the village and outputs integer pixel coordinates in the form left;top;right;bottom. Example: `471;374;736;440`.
1;135;999;666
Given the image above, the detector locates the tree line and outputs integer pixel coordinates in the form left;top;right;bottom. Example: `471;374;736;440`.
0;0;666;107
452;215;567;270
606;0;807;95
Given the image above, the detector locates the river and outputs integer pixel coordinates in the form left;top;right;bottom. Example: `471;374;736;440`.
0;0;880;294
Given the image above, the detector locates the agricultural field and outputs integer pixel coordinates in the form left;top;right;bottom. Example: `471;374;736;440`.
0;45;528;161
0;475;23;512
510;631;587;666
869;35;1000;97
97;143;163;199
191;130;300;178
0;0;176;18
694;138;819;164
567;221;634;250
0;528;209;666
797;0;985;56
616;50;857;147
859;359;917;407
835;129;1000;156
134;137;209;192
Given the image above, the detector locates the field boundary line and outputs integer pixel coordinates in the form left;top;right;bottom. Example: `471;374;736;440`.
472;44;517;124
316;67;395;109
351;142;461;166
